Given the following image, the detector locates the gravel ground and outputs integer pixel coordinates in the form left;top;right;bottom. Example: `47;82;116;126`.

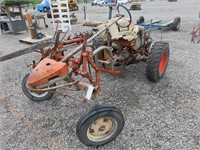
0;0;200;149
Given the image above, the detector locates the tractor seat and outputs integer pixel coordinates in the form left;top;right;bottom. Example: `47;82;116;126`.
122;24;140;41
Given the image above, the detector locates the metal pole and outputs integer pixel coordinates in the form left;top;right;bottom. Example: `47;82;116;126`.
82;6;87;20
109;6;112;19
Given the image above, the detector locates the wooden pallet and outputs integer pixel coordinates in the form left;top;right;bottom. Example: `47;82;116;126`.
19;35;53;44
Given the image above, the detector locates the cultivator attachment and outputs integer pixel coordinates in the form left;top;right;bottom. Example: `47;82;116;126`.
23;16;123;101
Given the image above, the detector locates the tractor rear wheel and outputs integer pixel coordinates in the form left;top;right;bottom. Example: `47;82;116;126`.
22;74;56;101
171;17;181;31
146;41;169;82
76;105;124;146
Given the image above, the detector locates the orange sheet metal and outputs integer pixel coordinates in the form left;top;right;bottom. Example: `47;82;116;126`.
27;58;68;87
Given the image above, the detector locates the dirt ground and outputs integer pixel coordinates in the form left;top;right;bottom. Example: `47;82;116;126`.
0;0;200;149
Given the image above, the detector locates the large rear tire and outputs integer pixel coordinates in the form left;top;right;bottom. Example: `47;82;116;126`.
76;105;124;146
146;41;170;82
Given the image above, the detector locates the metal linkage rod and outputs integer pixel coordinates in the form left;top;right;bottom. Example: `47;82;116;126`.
60;17;122;62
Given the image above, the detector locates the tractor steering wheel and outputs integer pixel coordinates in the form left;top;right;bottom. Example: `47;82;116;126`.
116;5;132;28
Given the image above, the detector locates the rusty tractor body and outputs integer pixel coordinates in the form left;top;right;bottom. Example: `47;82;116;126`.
22;5;170;147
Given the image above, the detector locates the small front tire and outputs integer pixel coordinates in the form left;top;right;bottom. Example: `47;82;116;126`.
22;74;55;101
76;105;124;146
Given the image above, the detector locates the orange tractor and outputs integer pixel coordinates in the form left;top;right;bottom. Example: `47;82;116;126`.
22;6;169;147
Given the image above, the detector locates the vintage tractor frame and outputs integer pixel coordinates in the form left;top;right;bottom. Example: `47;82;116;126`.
21;5;170;147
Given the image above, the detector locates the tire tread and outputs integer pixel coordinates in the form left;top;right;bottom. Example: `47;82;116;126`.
146;41;169;82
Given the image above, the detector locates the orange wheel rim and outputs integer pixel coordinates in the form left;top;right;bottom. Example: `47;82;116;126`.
159;52;168;75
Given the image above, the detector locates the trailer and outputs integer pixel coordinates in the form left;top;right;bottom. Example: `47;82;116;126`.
136;16;181;32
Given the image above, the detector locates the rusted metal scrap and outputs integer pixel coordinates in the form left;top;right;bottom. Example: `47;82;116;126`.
191;12;200;43
191;24;200;43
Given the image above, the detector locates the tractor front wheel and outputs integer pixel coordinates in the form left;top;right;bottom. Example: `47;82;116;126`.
76;105;124;146
22;74;56;101
146;41;170;82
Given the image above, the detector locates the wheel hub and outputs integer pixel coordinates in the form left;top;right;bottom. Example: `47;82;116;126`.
87;117;117;142
159;51;168;75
